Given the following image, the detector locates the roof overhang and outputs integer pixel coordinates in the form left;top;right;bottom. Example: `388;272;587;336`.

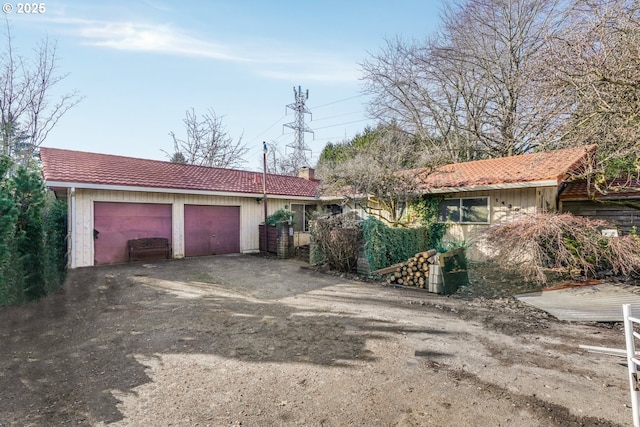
420;179;559;194
561;194;640;202
317;193;368;202
45;181;320;201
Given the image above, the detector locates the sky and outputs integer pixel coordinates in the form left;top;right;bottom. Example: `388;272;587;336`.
4;0;445;171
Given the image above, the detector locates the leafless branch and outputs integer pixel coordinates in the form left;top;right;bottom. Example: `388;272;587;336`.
542;0;640;193
360;0;566;162
165;108;248;169
317;125;438;225
0;18;82;167
486;212;640;283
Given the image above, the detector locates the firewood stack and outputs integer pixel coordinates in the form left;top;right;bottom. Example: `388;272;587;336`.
383;249;438;288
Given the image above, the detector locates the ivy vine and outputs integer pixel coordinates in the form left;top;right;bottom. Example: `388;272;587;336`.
361;217;444;271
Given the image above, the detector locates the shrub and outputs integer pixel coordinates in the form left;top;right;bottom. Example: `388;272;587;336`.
309;212;360;272
12;166;47;300
0;156;21;305
485;212;640;283
437;238;470;253
43;196;68;294
265;209;293;226
0;198;21;306
0;156;68;305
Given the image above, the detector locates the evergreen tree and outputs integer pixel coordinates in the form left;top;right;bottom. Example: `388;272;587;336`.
42;195;67;294
0;155;19;305
11;166;46;300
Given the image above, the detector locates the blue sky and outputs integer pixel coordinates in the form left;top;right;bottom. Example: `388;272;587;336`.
5;0;445;171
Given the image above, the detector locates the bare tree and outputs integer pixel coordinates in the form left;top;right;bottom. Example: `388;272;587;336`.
361;0;566;161
543;0;640;196
361;37;459;162
0;19;81;166
262;140;300;176
166;108;248;169
317;125;436;226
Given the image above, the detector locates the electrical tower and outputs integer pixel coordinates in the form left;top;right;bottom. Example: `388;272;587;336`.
283;85;314;168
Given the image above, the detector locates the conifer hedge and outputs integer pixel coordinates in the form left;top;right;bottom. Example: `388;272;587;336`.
0;155;67;306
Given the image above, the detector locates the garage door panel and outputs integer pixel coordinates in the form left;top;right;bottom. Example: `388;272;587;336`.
94;202;172;265
184;205;240;257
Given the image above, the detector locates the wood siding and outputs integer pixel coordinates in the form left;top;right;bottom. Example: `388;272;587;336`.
443;186;557;261
70;188;308;267
561;200;640;235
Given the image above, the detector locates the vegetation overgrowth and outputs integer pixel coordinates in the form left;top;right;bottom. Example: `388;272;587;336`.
485;213;640;283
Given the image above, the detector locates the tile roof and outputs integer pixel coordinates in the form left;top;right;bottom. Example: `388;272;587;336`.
410;145;596;192
40;147;320;198
560;178;640;201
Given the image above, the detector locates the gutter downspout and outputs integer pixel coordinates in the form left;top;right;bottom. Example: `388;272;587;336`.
263;142;268;251
70;187;76;269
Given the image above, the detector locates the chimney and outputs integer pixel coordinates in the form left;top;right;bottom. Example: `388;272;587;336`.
298;167;315;180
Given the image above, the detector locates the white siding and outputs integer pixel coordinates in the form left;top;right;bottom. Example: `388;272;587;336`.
70;188;312;267
443;186;557;261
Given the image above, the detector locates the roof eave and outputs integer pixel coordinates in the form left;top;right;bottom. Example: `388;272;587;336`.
44;181;320;201
420;179;560;194
560;194;640;202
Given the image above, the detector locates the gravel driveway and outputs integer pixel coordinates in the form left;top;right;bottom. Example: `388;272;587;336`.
0;254;632;426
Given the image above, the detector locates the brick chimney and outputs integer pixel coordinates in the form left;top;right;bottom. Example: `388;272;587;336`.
298;167;315;180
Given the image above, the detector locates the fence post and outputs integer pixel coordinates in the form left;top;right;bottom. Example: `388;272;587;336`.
624;303;640;427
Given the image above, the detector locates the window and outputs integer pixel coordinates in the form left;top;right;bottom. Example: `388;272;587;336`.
291;204;317;232
438;197;489;224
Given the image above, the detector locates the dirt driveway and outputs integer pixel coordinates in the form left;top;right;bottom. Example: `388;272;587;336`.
0;254;633;426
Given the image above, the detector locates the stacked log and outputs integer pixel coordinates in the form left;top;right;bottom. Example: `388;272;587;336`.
379;249;438;289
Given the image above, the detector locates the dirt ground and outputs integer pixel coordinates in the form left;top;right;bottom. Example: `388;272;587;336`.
0;254;634;426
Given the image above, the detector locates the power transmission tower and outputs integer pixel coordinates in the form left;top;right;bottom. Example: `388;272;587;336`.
283;85;314;169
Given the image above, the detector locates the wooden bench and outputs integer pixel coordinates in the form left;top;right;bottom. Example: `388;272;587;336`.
128;237;171;262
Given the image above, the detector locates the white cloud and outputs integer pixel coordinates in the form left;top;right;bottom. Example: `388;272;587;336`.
43;16;359;82
76;21;251;62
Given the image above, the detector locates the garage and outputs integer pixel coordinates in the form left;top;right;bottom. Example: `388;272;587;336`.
94;202;172;265
41;147;322;268
184;205;240;257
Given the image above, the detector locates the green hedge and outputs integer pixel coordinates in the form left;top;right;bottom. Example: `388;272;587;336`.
0;156;67;306
43;196;68;295
361;217;444;271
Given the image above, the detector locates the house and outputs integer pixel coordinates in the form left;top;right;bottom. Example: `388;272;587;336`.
559;178;640;235
409;145;596;260
40;147;324;268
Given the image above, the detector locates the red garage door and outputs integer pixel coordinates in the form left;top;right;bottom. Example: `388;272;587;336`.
94;202;172;265
184;205;240;257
